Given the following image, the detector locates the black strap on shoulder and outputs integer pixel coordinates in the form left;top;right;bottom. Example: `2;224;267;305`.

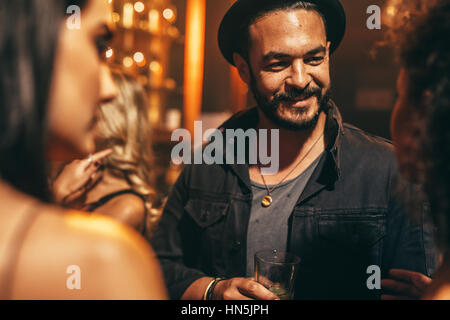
84;189;145;213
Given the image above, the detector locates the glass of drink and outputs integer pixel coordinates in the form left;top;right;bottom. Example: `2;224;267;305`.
254;250;301;300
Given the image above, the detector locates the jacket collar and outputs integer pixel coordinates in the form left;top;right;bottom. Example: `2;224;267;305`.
325;100;343;178
218;101;344;192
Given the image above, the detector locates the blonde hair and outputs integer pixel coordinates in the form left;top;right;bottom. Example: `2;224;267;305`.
95;72;159;234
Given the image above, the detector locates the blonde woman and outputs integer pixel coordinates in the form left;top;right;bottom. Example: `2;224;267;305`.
53;72;159;236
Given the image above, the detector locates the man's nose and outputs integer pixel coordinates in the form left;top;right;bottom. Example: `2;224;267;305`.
99;64;118;104
286;59;311;90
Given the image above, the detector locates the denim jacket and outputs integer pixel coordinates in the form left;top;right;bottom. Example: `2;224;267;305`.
151;102;440;299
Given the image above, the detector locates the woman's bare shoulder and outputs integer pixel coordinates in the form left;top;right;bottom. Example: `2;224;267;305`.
95;193;146;229
11;205;167;299
28;205;145;249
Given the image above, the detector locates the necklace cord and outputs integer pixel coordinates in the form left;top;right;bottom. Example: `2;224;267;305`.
260;131;325;195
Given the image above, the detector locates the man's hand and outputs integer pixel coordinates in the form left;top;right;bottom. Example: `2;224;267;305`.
381;269;432;300
213;278;280;300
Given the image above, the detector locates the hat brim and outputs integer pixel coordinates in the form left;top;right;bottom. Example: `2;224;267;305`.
218;0;346;66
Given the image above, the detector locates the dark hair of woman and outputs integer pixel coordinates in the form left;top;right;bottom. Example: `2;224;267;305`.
386;0;450;248
0;0;86;201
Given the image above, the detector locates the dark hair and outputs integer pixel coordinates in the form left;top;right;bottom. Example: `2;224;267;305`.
387;0;450;247
0;0;87;201
236;1;327;63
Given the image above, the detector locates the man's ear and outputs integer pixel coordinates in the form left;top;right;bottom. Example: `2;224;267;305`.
233;53;251;85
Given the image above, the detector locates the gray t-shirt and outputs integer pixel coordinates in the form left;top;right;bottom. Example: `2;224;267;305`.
246;153;323;277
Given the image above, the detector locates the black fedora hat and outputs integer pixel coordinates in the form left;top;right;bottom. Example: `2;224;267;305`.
218;0;346;65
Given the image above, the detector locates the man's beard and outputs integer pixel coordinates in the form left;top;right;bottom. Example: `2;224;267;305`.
250;74;331;131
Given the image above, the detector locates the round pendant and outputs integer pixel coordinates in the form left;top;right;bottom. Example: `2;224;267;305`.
262;195;273;208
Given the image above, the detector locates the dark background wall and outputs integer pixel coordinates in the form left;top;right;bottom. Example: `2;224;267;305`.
197;0;397;139
332;0;397;139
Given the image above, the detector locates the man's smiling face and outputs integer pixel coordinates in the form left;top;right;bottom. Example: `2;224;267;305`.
236;9;331;130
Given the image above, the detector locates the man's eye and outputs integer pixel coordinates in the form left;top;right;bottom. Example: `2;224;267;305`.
266;62;288;70
306;57;324;65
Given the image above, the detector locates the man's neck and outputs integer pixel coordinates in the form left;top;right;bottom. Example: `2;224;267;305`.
249;110;327;184
258;110;326;165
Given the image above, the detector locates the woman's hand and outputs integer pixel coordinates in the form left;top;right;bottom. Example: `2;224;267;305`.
52;149;112;204
381;269;432;300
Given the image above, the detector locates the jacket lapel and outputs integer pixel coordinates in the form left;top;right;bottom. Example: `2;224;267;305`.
216;102;345;196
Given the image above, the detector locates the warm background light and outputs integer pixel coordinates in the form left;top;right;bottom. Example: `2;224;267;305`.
122;3;134;28
134;1;145;13
386;5;396;16
133;52;145;63
184;0;206;134
112;12;121;23
123;56;133;68
148;9;160;33
149;60;162;73
105;48;114;59
163;8;176;23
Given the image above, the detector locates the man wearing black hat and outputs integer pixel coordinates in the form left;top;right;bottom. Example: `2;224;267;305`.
151;0;439;300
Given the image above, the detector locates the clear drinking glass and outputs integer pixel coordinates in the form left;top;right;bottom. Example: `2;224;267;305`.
254;250;301;300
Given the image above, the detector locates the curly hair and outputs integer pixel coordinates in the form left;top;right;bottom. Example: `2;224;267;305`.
385;0;450;248
95;72;160;234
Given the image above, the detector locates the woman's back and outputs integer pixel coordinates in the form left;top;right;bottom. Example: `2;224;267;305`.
0;182;167;299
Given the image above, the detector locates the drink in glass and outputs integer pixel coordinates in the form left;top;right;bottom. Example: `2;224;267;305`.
254;250;301;300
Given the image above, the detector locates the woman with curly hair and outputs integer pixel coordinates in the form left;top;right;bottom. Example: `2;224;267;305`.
386;0;450;299
53;72;160;236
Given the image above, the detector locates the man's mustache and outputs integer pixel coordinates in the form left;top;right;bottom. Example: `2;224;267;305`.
275;86;322;102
